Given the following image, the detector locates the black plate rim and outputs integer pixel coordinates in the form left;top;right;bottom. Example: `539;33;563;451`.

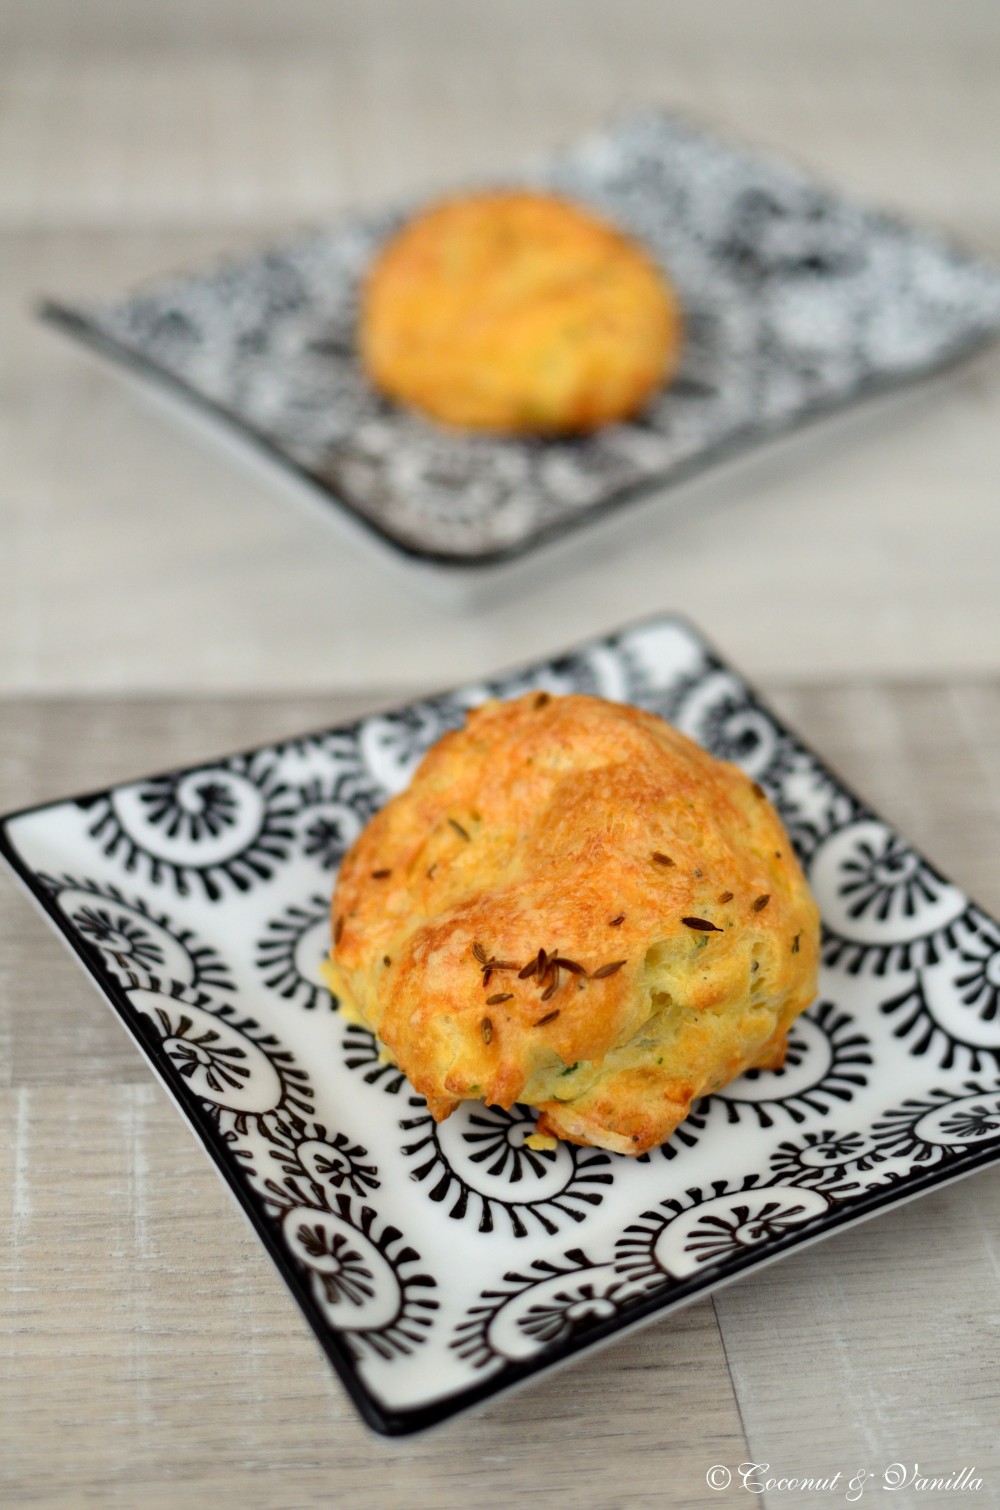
38;294;1000;572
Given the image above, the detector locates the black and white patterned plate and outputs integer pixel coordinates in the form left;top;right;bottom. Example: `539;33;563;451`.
5;615;1000;1434
42;113;1000;568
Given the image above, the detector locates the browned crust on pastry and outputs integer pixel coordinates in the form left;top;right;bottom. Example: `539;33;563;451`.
325;694;820;1155
359;191;682;434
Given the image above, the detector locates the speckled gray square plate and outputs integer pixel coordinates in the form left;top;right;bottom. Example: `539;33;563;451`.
43;113;1000;568
5;616;1000;1433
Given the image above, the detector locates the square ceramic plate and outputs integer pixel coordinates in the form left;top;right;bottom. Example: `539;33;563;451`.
42;112;1000;570
4;616;1000;1435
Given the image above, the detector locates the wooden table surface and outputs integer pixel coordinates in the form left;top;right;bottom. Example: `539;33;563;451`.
3;3;1000;1506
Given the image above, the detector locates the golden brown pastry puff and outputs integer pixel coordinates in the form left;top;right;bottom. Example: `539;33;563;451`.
324;694;820;1156
358;191;682;435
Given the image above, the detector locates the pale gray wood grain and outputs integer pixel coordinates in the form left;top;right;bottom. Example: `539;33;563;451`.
713;1176;1000;1506
0;1083;747;1508
2;53;999;242
4;0;996;57
2;3;998;242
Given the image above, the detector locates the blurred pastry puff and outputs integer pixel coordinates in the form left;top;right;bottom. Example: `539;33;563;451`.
358;191;682;434
323;694;820;1157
